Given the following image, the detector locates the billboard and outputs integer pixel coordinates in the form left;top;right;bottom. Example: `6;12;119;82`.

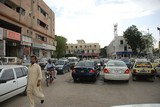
0;40;5;56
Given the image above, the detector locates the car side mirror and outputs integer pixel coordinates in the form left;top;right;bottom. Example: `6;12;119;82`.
0;79;7;83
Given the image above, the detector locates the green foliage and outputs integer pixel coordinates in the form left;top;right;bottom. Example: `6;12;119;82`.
123;25;145;56
100;47;107;57
55;35;67;58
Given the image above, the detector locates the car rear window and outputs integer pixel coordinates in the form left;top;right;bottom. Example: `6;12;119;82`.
77;61;94;67
135;62;152;68
107;61;126;67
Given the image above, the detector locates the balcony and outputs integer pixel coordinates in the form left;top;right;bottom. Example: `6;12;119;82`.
0;3;19;22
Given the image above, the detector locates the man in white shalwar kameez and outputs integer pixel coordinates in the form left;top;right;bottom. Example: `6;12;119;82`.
27;55;45;107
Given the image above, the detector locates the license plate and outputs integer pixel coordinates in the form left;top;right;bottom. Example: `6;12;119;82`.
140;70;147;72
114;70;121;74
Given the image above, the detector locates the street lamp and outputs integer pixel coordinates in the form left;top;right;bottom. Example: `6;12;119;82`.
157;27;160;57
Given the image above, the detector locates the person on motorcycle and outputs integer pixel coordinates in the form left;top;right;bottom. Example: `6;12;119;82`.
44;59;57;79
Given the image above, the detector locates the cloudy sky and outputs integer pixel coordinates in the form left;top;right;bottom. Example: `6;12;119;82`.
43;0;160;48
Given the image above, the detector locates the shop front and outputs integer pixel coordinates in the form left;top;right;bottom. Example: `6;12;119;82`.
5;30;21;57
21;35;31;60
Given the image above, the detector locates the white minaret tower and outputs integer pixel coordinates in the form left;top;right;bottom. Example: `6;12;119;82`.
114;23;118;37
113;23;118;59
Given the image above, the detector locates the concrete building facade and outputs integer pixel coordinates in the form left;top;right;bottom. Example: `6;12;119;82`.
0;0;56;59
66;40;100;58
107;36;132;59
107;24;132;59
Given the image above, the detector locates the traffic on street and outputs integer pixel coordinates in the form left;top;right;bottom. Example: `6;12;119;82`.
0;64;160;107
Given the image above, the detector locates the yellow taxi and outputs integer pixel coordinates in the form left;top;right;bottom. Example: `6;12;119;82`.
132;60;156;82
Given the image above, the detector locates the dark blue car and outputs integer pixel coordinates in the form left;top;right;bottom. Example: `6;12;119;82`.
72;60;100;82
55;60;70;74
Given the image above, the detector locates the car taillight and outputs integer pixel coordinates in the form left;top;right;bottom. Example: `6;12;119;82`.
72;69;76;72
133;69;136;73
124;69;130;74
104;68;109;73
89;69;94;73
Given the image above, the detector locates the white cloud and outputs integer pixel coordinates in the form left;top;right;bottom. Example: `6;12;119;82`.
44;0;160;47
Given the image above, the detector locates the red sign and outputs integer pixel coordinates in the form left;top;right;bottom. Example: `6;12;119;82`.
7;30;20;41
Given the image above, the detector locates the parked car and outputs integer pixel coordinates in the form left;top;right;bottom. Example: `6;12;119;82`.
155;64;160;77
0;65;28;103
38;58;48;69
121;59;131;69
55;60;70;74
68;57;78;69
132;60;156;82
103;60;130;82
72;60;100;82
22;59;30;67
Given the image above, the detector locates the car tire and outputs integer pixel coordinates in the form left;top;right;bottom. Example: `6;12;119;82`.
132;76;136;81
73;78;77;82
92;76;97;82
125;80;129;83
104;78;107;82
150;77;155;82
62;70;65;74
22;87;27;96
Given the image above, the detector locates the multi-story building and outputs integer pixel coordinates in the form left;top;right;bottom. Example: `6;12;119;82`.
107;24;132;59
0;0;56;59
107;36;132;58
66;40;100;58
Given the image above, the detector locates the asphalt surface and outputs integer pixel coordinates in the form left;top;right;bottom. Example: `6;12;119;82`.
0;70;160;107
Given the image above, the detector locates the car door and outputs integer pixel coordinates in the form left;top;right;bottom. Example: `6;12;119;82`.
0;68;17;102
14;67;27;92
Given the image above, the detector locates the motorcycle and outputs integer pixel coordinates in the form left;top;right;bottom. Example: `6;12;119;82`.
45;68;54;87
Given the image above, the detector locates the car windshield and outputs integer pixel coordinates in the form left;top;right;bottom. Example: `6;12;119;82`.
55;61;65;65
68;59;77;62
76;61;94;67
107;61;126;67
135;62;152;68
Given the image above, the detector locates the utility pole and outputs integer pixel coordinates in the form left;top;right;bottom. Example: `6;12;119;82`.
157;27;160;58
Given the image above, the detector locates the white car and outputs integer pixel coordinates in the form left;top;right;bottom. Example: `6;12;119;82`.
103;60;130;82
0;65;28;103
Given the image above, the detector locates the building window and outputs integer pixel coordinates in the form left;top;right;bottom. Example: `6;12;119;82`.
37;19;48;30
71;46;73;49
38;5;49;18
75;46;77;49
124;46;127;51
36;34;47;42
80;45;82;48
94;45;96;48
120;40;123;45
16;7;25;15
66;46;68;49
92;50;94;53
128;46;131;49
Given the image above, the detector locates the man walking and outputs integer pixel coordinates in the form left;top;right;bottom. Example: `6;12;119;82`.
27;55;45;107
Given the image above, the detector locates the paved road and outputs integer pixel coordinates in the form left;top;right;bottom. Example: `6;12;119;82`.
0;71;160;107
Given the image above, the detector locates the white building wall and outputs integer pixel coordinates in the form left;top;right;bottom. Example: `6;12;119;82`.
107;36;132;58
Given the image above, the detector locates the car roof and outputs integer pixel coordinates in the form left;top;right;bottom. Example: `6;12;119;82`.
79;60;94;62
0;65;25;69
108;60;124;62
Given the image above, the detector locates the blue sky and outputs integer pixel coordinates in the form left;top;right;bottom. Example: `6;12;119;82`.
44;0;160;48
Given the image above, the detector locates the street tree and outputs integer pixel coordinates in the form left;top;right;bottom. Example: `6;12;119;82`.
100;46;107;57
55;35;67;58
123;25;145;56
